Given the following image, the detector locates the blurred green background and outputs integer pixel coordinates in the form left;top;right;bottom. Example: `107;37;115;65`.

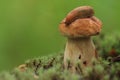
0;0;120;71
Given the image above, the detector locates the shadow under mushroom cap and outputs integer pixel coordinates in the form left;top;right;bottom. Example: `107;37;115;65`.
59;17;102;38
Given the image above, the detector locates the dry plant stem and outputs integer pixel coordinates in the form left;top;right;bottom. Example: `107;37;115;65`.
64;37;97;73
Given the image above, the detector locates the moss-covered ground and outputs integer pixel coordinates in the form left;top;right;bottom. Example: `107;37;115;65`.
0;34;120;80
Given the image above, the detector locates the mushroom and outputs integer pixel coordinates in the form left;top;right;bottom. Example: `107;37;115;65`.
59;6;102;73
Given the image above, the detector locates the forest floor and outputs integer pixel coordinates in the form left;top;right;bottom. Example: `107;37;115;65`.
0;34;120;80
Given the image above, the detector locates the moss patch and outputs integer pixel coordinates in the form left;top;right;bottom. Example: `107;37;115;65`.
0;34;120;80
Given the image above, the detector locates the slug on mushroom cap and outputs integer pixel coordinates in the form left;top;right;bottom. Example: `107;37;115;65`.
65;6;94;25
60;6;102;38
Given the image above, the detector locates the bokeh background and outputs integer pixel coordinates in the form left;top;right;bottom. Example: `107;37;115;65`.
0;0;120;71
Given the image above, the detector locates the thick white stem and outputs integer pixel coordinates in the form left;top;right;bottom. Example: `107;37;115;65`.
64;37;97;72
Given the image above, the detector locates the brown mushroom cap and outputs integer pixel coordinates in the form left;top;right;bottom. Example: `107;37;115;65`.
59;6;102;38
59;16;102;38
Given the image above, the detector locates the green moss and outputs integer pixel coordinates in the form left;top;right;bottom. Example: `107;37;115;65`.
94;33;120;58
0;34;120;80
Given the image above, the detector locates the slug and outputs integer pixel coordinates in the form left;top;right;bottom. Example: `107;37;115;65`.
65;6;94;25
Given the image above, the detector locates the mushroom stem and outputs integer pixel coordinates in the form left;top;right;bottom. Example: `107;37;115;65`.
64;37;97;72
